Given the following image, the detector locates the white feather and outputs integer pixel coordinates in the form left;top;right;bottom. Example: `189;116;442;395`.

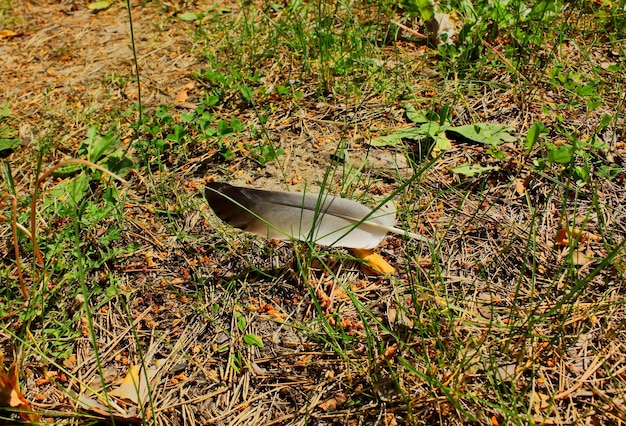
205;182;430;248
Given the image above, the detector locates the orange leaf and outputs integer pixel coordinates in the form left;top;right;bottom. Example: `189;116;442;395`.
0;360;40;424
174;83;195;105
352;248;395;275
318;397;338;412
515;174;533;195
556;227;586;247
0;29;21;39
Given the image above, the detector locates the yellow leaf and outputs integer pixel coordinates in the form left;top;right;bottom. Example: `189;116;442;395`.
109;360;164;404
0;30;20;39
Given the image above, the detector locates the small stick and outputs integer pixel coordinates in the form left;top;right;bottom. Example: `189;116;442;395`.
1;194;28;299
391;20;428;39
481;38;528;82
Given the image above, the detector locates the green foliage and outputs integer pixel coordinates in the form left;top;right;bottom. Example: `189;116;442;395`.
250;142;284;166
450;163;496;177
372;104;516;159
524;121;549;154
243;334;263;348
533;127;614;186
401;0;435;21
178;11;201;21
48;127;132;208
0;103;20;158
435;0;566;77
136;64;286;166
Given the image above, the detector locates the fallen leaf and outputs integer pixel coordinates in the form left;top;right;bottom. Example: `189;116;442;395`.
0;356;40;424
496;363;517;382
387;307;414;328
77;394;141;423
0;29;21;39
109;359;164;405
514;179;526;195
515;174;533;195
532;392;552;412
572;250;591;266
318;398;338;412
426;12;459;45
556;227;586;247
352;248;395;275
174;83;195;105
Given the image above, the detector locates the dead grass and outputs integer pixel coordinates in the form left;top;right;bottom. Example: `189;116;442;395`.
1;0;625;425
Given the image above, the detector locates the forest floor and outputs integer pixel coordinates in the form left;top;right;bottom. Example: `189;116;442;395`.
1;0;625;425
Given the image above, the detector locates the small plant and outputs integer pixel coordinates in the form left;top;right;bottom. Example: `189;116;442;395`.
248;142;284;166
372;104;516;176
531;118;618;186
49;127;133;206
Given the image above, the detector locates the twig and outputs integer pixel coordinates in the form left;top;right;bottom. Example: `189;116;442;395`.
391;20;428;39
0;214;32;240
481;38;528;82
1;194;28;299
554;346;617;400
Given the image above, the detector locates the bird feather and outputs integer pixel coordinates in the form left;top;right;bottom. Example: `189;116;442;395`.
205;182;430;248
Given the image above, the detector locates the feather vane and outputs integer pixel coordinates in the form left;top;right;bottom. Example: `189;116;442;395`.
205;182;429;248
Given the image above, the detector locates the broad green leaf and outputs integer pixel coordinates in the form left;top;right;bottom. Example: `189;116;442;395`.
238;85;253;103
49;172;90;205
217;120;233;136
449;123;517;146
576;82;598;97
419;122;448;138
235;311;246;332
179;12;200;21
88;1;110;10
52;163;84;177
547;145;572;163
525;121;548;154
0;138;20;158
68;172;90;204
243;334;264;348
370;127;426;147
433;132;452;152
80;127;121;163
404;104;430;124
401;0;435;21
230;117;245;132
450;164;495;176
597;164;620;179
104;151;134;176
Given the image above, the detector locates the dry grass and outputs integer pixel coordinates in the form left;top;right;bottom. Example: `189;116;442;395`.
1;0;625;425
